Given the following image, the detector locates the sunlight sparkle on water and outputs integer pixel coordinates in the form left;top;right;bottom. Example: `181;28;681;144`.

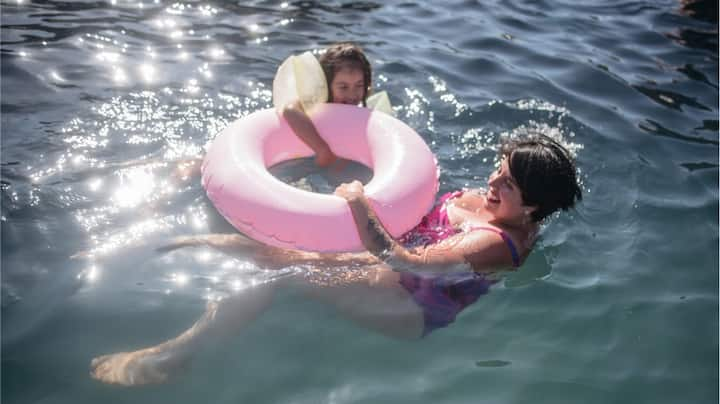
112;168;156;208
199;63;212;79
113;68;128;83
231;279;244;291
198;4;218;16
403;88;429;118
86;266;100;282
139;63;156;82
184;78;199;93
209;47;225;59
96;51;122;63
430;76;468;116
188;207;208;229
195;251;212;262
50;70;66;82
166;2;188;14
88;178;103;192
172;272;189;286
154;18;177;28
72;154;87;166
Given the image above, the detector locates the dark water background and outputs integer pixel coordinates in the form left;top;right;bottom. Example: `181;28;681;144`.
1;0;717;403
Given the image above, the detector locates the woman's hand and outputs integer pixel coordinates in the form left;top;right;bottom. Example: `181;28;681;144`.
334;180;365;202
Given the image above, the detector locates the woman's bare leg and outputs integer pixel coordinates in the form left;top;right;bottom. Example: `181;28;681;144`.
158;237;424;339
156;234;382;268
298;265;425;339
90;277;277;386
89;238;425;385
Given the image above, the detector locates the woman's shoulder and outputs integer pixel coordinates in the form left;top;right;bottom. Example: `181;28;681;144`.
462;223;533;269
494;224;536;266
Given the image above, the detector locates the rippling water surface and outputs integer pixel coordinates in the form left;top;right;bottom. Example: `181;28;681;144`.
2;1;717;403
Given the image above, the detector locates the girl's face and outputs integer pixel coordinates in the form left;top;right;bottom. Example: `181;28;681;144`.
329;67;365;105
485;157;536;224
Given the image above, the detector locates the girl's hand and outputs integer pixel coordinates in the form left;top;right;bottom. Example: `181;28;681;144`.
315;148;338;167
334;180;365;202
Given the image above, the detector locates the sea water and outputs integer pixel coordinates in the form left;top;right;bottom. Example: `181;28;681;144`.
2;1;717;403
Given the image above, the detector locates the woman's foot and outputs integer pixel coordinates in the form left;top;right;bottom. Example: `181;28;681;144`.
90;346;186;386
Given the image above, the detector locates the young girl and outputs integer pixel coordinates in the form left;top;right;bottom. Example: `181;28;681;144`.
89;134;582;386
280;43;373;167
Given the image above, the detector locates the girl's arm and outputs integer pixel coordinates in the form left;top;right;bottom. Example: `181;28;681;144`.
336;182;517;271
281;101;338;167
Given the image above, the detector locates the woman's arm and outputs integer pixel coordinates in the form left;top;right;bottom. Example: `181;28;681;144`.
335;181;397;257
281;100;338;167
336;181;517;271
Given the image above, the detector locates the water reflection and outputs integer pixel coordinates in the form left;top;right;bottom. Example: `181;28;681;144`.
292;1;382;13
633;84;712;111
669;0;718;52
638;119;719;146
677;63;718;89
678;0;718;24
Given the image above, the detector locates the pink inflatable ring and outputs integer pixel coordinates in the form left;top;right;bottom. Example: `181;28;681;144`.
201;104;439;252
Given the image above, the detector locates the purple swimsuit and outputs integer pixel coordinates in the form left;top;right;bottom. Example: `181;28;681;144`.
397;191;520;336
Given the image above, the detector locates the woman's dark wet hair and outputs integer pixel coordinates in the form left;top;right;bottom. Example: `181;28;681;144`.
318;43;372;106
500;135;582;222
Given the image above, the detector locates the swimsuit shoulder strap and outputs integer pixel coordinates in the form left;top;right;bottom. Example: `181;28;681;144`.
438;190;465;205
466;226;521;267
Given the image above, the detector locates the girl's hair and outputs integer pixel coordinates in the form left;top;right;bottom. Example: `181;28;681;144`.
499;135;582;222
318;43;372;106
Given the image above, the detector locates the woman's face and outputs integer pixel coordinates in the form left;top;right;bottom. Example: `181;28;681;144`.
485;157;535;223
329;67;365;105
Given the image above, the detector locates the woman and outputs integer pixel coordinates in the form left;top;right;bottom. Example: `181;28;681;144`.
89;135;582;386
339;134;582;269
